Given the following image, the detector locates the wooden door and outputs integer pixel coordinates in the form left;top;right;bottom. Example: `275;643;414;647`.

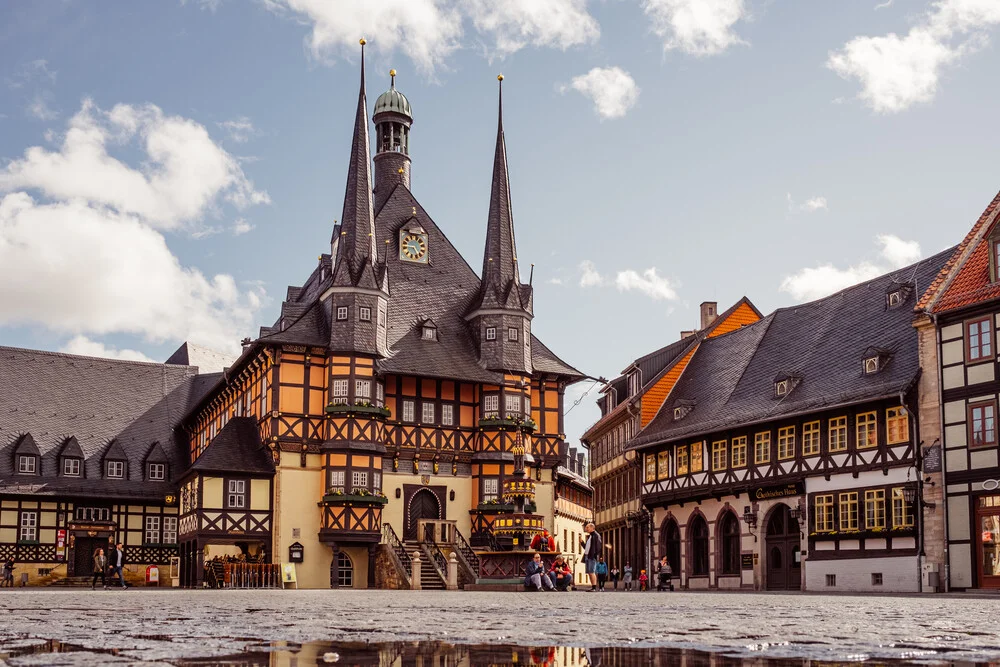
73;538;101;576
765;504;801;591
976;496;1000;588
405;489;441;540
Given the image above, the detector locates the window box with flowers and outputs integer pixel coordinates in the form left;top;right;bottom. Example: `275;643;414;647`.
478;416;537;432
325;402;391;419
321;488;389;504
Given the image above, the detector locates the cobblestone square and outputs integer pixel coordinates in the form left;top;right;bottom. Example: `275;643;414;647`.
0;589;999;665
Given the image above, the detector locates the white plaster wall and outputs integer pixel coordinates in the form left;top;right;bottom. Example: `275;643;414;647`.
804;556;919;592
950;543;974;588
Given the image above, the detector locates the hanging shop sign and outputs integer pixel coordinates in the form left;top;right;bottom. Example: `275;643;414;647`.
55;529;66;561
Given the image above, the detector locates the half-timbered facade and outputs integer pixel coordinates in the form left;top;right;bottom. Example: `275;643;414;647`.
916;190;1000;590
177;48;583;588
627;249;952;592
0;345;221;585
582;299;761;576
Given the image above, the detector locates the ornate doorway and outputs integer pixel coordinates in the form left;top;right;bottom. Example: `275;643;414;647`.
765;504;801;591
405;488;442;540
976;495;1000;588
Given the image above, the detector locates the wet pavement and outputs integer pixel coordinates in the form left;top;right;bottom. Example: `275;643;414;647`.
0;589;998;665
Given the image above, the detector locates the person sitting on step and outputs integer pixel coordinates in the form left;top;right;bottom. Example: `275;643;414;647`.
524;552;555;592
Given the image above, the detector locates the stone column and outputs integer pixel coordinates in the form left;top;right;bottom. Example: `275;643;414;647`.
447;553;458;590
411;551;422;590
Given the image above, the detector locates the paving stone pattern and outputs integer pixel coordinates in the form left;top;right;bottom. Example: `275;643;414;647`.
0;590;999;664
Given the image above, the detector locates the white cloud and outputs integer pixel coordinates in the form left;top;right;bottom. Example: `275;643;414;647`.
26;93;58;121
579;260;604;287
779;234;922;301
263;0;599;72
788;193;829;213
0;99;269;231
615;267;679;301
60;335;155;363
5;60;56;90
563;67;640;119
231;218;254;235
547;277;565;286
643;0;749;56
465;0;599;58
218;116;257;143
827;0;1000;113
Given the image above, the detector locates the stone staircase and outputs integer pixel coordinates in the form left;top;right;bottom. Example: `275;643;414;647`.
403;542;446;590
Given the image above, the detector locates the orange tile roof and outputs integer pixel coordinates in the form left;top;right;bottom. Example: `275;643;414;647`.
918;189;1000;313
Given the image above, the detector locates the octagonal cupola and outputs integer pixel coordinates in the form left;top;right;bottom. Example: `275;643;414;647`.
373;69;413;211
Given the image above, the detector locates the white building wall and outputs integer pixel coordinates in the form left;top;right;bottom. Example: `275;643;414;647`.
805;555;919;592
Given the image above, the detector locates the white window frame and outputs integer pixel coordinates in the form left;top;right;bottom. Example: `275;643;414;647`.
333;379;349;398
351;470;369;490
376;383;385;404
148;463;166;481
864;356;880;374
505;394;521;415
359;306;371;321
485;327;496;341
422;326;436;341
63;458;81;477
442;404;454;426
483;477;499;502
484;394;499;414
106;460;124;479
162;516;178;545
508;327;518;341
227;479;247;509
422;402;435;423
18;455;36;474
329;470;346;491
18;511;38;542
144;515;161;544
373;471;382;491
402;400;415;422
336;306;348;321
355;380;371;399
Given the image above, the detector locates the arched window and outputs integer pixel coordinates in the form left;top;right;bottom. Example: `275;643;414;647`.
332;552;353;588
689;515;709;576
660;518;681;576
719;512;741;575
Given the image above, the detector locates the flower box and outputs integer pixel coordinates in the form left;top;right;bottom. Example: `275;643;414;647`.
478;418;536;432
325;404;391;419
475;503;515;512
322;494;388;505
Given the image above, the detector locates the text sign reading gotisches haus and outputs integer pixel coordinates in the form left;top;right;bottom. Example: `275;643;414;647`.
752;482;804;501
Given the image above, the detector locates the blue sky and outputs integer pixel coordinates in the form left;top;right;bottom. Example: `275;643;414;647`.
1;0;999;446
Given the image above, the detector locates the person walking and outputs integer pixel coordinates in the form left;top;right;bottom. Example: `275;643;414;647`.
108;542;128;589
580;522;602;592
596;556;608;591
610;565;620;590
91;548;107;590
622;563;633;591
1;558;14;588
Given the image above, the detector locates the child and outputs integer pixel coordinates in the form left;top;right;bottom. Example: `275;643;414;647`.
638;569;648;591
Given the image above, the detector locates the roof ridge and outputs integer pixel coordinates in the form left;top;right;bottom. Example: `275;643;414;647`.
0;345;193;370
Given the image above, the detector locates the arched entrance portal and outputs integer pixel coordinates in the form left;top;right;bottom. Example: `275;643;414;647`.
405;488;442;540
765;504;801;590
661;519;681;576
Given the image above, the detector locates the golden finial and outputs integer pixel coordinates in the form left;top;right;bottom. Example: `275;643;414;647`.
412;206;417;215
385;239;390;245
341;231;347;236
318;255;323;261
359;38;367;46
497;73;504;81
368;232;373;237
390;68;396;77
398;167;404;175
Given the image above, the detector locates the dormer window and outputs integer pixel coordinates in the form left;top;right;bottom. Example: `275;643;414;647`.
106;461;125;479
674;407;684;420
360;307;371;322
864;356;880;374
422;326;437;341
507;327;518;341
63;458;81;477
673;400;696;421
18;455;36;474
887;291;902;308
148;463;166;481
773;374;801;399
775;380;789;397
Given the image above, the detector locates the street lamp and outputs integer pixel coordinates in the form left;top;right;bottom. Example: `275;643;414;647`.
788;506;802;521
902;486;917;504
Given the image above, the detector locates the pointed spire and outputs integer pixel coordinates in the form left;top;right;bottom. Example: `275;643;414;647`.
479;73;520;295
333;38;378;287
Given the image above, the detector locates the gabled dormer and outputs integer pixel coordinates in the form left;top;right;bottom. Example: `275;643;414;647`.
102;439;128;480
862;346;893;375
57;436;85;477
672;399;697;421
144;441;169;482
885;282;914;310
419;317;438;342
12;433;40;476
773;372;802;399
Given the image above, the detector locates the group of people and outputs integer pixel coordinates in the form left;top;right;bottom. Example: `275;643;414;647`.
91;543;129;590
524;522;677;593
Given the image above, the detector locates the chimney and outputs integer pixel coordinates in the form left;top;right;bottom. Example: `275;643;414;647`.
576;451;586;476
680;330;697;339
700;301;718;329
568;447;577;473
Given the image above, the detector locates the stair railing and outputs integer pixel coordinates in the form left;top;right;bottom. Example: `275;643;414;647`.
381;523;413;587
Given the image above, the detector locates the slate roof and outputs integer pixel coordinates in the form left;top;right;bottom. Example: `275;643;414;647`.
165;342;236;374
629;248;955;449
0;346;215;498
189;417;274;475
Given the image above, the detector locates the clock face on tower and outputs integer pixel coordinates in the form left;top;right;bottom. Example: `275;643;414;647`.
399;230;429;263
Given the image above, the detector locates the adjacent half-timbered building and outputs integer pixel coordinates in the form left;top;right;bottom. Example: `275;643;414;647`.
582;299;761;576
177;46;584;588
916;190;1000;590
0;345;221;585
626;249;952;592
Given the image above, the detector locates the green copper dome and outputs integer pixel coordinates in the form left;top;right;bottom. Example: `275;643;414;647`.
374;71;411;117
